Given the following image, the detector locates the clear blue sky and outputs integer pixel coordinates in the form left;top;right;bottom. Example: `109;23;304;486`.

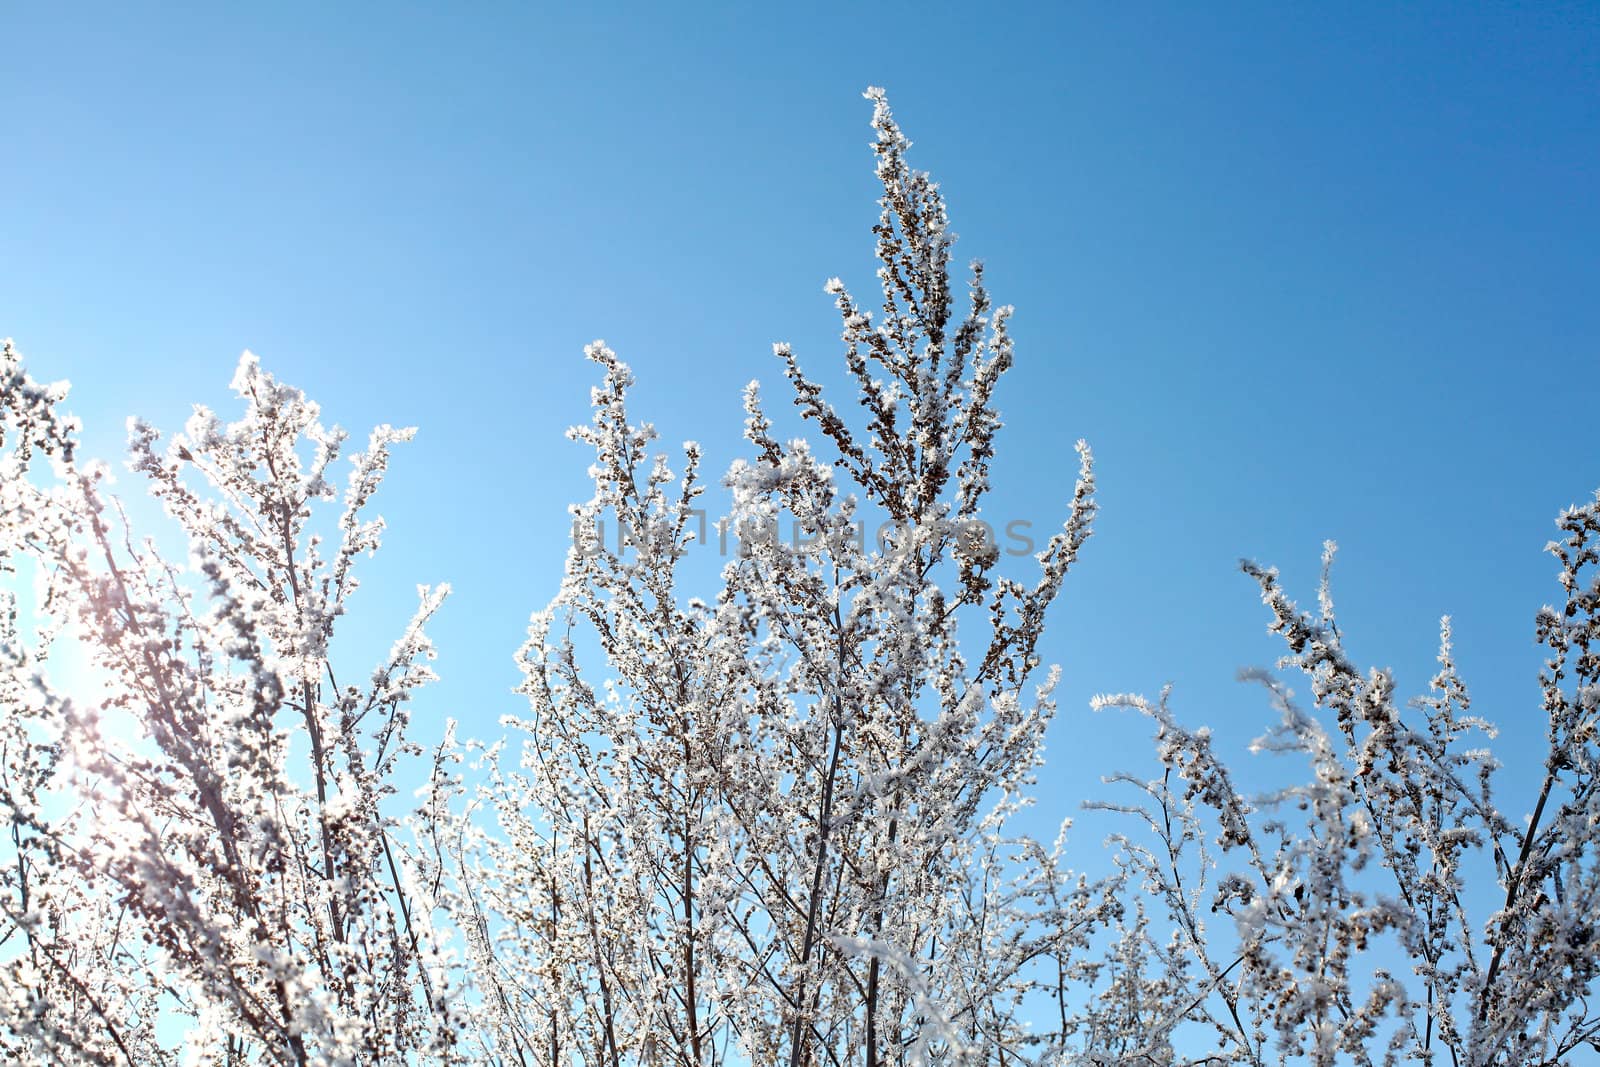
4;3;1597;835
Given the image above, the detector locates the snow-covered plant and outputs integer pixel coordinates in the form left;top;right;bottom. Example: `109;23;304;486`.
0;341;461;1063
6;85;1600;1067
1092;516;1600;1065
439;88;1114;1066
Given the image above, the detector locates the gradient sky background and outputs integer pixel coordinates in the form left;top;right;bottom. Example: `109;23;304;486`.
4;3;1597;851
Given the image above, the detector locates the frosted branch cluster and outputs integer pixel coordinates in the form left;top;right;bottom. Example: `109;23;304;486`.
2;90;1596;1066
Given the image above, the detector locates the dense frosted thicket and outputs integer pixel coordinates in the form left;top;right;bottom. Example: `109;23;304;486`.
2;91;1597;1065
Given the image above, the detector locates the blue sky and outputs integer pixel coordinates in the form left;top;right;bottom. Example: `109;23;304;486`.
4;3;1597;836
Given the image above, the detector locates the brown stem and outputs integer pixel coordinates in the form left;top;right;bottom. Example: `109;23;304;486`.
787;718;845;1067
1477;765;1557;1027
